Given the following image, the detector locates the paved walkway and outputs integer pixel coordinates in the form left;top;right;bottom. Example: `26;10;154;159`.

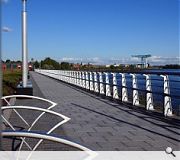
5;71;180;151
31;72;180;151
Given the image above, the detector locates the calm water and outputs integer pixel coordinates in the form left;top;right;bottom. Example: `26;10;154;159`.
100;69;180;114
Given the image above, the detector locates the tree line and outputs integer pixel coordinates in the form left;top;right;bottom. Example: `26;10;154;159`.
2;58;180;70
34;57;72;70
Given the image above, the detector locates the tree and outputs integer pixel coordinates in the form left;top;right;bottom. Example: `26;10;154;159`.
43;64;55;70
41;57;60;70
16;60;21;63
6;59;11;63
34;61;40;69
110;65;115;70
61;62;71;70
118;65;124;70
163;64;180;69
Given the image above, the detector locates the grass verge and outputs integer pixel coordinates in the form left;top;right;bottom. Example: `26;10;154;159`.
3;70;22;96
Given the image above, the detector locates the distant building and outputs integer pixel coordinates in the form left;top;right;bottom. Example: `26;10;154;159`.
2;62;33;71
136;63;150;69
136;64;143;69
125;64;130;68
72;63;81;70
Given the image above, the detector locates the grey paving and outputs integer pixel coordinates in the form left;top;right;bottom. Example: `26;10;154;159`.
3;71;180;151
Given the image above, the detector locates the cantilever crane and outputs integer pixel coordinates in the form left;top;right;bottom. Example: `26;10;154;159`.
131;54;151;68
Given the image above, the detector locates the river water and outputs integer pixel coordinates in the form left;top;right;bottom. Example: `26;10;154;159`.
102;69;180;114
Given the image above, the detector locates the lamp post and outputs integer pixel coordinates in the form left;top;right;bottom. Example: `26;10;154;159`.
22;0;28;87
17;0;32;95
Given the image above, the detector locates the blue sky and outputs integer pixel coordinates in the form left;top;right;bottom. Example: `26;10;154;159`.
2;0;179;65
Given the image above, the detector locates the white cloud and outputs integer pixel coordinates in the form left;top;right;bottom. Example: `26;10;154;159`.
1;0;9;4
60;56;180;66
60;57;103;64
2;26;12;32
148;56;180;65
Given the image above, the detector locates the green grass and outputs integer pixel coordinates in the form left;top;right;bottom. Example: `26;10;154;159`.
3;70;22;96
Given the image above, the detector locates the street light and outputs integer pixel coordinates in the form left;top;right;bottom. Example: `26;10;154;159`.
22;0;28;87
17;0;33;95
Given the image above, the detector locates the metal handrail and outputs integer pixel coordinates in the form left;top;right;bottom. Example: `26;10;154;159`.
35;69;180;117
2;131;96;160
2;131;93;151
2;95;94;154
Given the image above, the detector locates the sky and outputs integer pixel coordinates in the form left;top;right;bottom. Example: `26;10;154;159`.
1;0;179;65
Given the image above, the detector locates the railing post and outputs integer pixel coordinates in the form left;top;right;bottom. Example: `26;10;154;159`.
68;71;71;83
73;71;76;85
60;70;62;81
77;71;80;86
61;71;64;81
52;70;55;78
94;72;99;93
112;73;119;99
79;72;83;88
130;74;140;106
55;70;58;79
99;72;105;94
143;74;154;110
76;71;79;86
160;75;173;116
68;71;70;83
63;70;65;81
105;73;111;97
85;72;90;90
75;71;78;86
120;73;128;102
89;72;94;91
70;71;73;84
82;72;86;88
65;71;67;82
66;71;69;83
62;70;64;81
59;71;61;80
77;71;81;87
79;72;83;87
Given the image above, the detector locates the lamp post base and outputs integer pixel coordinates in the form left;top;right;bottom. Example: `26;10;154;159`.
16;80;33;96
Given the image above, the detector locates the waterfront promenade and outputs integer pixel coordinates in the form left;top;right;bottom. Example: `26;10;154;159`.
5;71;180;151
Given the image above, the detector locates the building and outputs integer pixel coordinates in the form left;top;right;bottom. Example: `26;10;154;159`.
2;62;33;72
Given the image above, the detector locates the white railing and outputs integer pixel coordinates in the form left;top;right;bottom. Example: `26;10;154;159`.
1;95;93;153
35;69;180;117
